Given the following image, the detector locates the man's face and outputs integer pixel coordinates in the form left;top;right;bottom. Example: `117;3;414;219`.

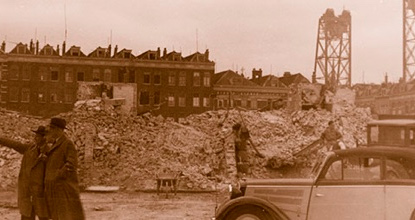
34;134;44;145
45;126;57;143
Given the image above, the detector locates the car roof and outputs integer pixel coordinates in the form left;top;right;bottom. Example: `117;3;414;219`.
367;119;415;126
333;147;415;159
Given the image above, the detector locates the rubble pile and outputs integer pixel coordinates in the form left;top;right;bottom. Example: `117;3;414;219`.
0;100;373;191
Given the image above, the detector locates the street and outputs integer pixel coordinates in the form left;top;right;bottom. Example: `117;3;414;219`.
0;191;222;220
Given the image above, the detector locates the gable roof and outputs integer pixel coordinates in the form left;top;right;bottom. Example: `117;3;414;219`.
9;43;32;55
64;46;86;57
162;51;182;61
253;74;287;87
136;49;160;60
38;44;60;56
113;48;134;59
88;46;110;58
184;51;211;62
278;73;310;86
214;70;259;86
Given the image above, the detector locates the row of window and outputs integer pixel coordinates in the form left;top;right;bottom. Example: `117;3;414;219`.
139;91;210;107
7;65;211;86
7;87;73;104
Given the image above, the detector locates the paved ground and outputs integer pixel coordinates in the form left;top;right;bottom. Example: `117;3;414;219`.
0;191;225;220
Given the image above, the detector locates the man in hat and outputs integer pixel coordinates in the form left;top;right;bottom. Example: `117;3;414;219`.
231;123;265;177
44;117;85;220
0;126;49;220
321;120;343;151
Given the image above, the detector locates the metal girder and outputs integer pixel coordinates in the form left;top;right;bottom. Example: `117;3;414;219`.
313;9;352;91
404;0;415;82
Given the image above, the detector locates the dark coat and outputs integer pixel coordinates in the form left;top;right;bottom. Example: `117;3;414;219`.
44;135;85;220
0;137;49;218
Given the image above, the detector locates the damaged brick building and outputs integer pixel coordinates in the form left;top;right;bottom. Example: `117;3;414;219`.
0;40;214;118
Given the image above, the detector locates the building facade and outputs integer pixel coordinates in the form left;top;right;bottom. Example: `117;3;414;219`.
0;40;214;119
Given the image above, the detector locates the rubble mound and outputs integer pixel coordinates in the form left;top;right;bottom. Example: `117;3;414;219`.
0;101;372;191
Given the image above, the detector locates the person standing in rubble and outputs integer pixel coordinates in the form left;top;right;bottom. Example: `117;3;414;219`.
0;126;49;220
232;123;265;177
321;120;343;151
43;117;85;220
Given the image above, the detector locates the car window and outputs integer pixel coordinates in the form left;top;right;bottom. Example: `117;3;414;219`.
324;157;381;181
385;157;415;180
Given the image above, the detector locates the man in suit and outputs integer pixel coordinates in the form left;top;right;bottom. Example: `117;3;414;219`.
0;126;49;220
44;117;85;220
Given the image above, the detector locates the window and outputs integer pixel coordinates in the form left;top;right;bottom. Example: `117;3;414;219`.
179;96;186;107
154;73;161;85
51;70;59;81
21;88;30;102
234;99;241;107
118;69;125;83
50;93;58;103
9;65;19;80
9;87;18;102
149;53;156;60
154;91;160;105
179;72;186;86
168;72;176;86
104;69;112;82
92;68;100;81
140;91;149;105
38;92;46;103
128;70;135;83
39;67;47;81
65;68;73;82
193;72;200;86
203;97;210;107
77;72;85;81
168;93;175;107
193;94;200;107
143;73;150;84
324;157;381;181
22;65;30;80
64;93;73;103
203;72;210;87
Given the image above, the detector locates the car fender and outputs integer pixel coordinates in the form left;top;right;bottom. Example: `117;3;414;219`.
215;196;289;220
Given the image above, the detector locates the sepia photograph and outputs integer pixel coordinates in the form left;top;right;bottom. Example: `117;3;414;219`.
0;0;414;219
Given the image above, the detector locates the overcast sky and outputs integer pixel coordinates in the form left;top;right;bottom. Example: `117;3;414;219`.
0;0;403;84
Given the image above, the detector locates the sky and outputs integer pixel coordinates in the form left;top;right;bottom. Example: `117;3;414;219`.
0;0;404;84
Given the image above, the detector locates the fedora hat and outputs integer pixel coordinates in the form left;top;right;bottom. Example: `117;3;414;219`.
32;126;47;136
50;117;66;130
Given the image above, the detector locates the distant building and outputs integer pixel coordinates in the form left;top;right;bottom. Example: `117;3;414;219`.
0;40;214;119
213;69;289;110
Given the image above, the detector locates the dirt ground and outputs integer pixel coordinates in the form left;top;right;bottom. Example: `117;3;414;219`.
0;190;225;220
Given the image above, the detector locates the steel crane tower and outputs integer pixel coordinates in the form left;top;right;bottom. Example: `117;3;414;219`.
404;0;415;82
313;9;351;91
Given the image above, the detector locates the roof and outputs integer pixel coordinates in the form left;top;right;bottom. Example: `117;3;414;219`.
213;70;259;87
278;73;310;86
367;119;415;127
334;147;415;159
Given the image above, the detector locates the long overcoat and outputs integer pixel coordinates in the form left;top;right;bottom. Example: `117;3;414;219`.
44;135;85;220
0;137;49;218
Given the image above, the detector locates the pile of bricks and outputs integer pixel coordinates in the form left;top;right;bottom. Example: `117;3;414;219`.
0;100;372;191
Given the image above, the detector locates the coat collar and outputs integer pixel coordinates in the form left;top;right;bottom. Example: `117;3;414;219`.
48;135;66;154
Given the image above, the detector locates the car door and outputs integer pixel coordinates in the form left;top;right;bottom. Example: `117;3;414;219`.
308;156;385;220
384;156;415;220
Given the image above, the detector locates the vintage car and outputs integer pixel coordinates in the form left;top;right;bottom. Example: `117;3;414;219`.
214;147;415;220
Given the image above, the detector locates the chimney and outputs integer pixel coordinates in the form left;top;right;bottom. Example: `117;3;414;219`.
252;68;262;80
113;45;118;56
312;71;317;83
1;41;5;52
56;44;60;55
62;41;66;56
205;49;209;60
29;39;34;54
108;44;112;57
283;71;291;77
163;48;167;57
35;40;39;55
157;47;160;59
385;73;388;84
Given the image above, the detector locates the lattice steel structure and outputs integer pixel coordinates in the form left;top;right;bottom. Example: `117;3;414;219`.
313;9;351;91
404;0;415;82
